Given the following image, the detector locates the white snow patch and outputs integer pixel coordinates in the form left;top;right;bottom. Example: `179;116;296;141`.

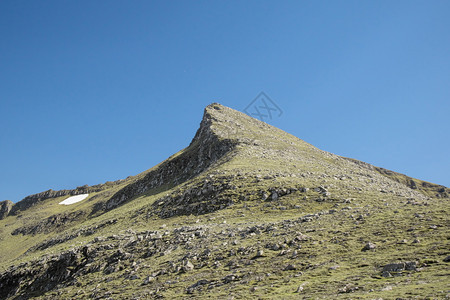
59;194;89;205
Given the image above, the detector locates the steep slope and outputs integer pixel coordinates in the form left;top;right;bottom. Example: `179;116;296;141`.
0;103;448;299
0;104;237;266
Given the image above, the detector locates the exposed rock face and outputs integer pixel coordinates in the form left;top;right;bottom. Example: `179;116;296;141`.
0;248;86;299
0;200;13;219
101;104;237;212
0;219;312;299
25;219;117;253
149;175;235;218
11;211;86;236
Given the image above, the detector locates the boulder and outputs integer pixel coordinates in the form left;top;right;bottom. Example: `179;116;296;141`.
361;242;376;251
382;261;416;276
182;260;194;272
283;264;297;271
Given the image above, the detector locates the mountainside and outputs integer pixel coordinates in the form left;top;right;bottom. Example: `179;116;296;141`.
0;103;448;299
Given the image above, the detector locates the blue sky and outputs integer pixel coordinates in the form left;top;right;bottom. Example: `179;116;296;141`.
1;1;449;202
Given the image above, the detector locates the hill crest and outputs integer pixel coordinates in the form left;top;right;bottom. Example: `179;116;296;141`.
0;103;448;299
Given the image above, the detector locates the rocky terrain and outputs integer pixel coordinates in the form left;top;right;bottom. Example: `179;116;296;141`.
0;103;448;299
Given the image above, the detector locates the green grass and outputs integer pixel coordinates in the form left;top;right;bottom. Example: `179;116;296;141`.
1;103;448;299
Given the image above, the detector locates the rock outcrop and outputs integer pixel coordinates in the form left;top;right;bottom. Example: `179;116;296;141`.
10;188;92;216
0;200;13;220
11;211;86;236
100;104;237;212
9;181;127;217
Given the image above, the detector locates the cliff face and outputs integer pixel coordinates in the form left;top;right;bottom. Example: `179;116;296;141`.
101;104;237;211
0;200;13;220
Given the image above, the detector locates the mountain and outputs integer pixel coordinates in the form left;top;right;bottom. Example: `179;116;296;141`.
0;103;448;299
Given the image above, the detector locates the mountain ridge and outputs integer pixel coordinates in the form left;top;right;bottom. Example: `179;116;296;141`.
0;103;448;299
4;103;447;219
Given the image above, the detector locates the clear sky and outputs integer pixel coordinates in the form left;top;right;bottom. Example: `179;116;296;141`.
1;1;449;202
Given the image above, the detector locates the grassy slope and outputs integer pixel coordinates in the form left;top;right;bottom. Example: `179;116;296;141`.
0;103;448;299
0;149;185;268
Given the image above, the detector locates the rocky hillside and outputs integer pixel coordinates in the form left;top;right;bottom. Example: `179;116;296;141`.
0;103;448;299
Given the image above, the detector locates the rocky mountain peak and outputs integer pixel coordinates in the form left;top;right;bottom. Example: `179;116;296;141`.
100;104;240;212
0;103;448;299
189;103;228;146
190;103;249;144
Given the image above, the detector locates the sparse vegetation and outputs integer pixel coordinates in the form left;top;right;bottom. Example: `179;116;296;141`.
0;103;448;299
